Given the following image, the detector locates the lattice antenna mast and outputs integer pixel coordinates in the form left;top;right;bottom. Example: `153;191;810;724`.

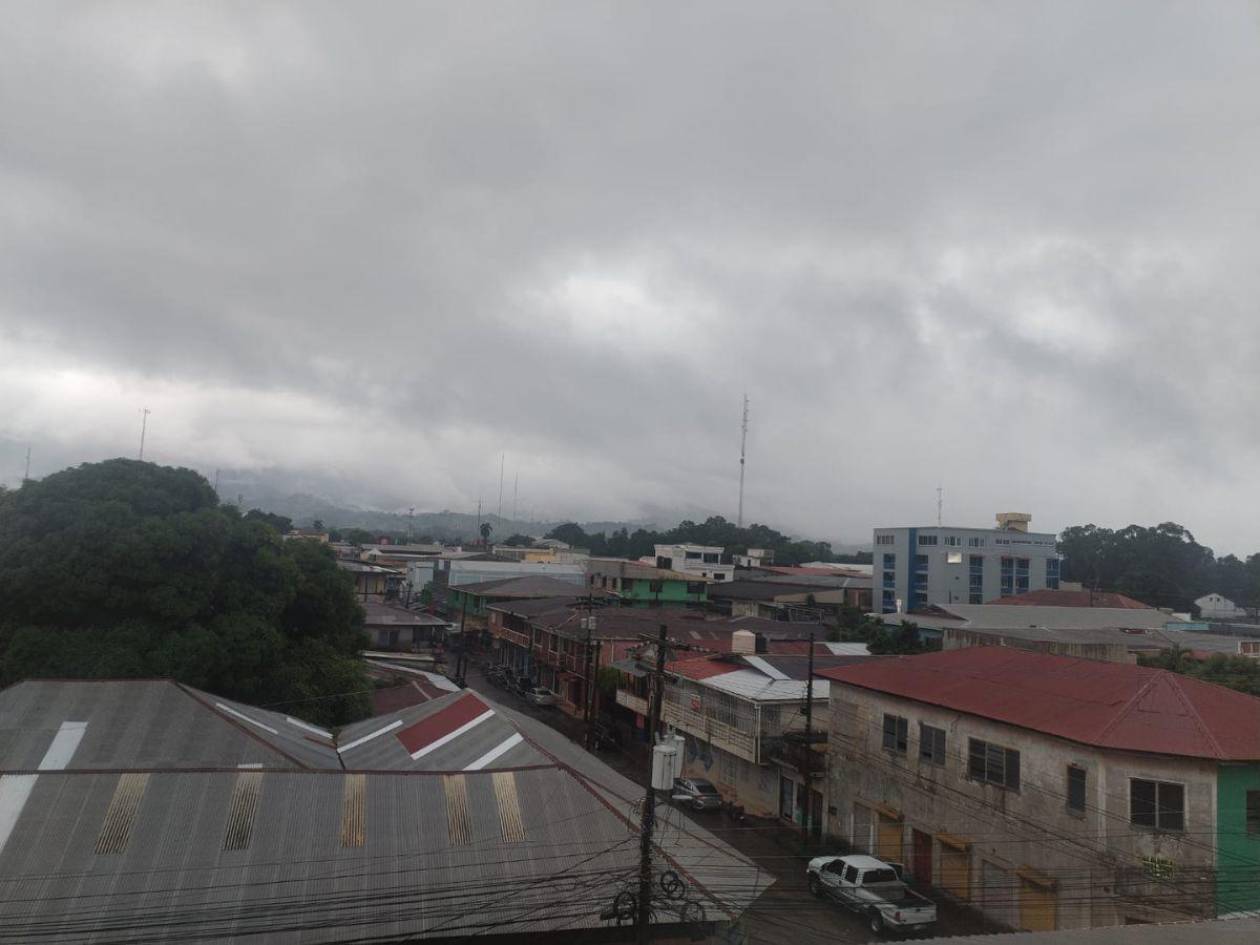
737;394;749;528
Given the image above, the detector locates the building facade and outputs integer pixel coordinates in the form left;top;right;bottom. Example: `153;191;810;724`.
874;513;1061;613
821;648;1260;931
585;558;710;607
652;544;735;582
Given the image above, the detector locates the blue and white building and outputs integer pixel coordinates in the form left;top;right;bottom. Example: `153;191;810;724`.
873;512;1061;613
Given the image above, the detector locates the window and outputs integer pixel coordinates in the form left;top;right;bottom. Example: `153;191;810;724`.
876;534;895;546
685;550;701;559
918;535;938;546
844;865;860;884
649;579;663;593
883;553;896;568
968;738;1020;790
713;573;725;581
1131;779;1184;831
1067;766;1087;814
703;553;719;564
1046;558;1061;591
623;578;635;592
882;714;908;754
946;551;963;564
942;535;960;546
967;536;986;547
686;582;705;595
919;724;946;765
1248;791;1260;835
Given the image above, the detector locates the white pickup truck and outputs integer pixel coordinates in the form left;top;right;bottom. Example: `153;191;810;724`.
806;854;937;935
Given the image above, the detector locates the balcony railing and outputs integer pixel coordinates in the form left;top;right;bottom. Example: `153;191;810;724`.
661;702;757;763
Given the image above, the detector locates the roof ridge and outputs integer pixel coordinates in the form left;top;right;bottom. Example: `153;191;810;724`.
1156;671;1227;759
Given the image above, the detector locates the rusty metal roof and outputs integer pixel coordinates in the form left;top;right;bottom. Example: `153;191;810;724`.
0;678;769;942
819;647;1260;760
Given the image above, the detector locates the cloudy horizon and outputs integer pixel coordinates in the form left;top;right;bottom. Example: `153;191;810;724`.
4;2;1260;554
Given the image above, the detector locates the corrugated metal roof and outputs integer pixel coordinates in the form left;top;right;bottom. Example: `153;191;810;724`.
819;647;1260;760
0;679;771;943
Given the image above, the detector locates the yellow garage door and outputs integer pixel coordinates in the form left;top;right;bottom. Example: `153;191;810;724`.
1019;873;1057;931
877;814;903;863
938;837;971;901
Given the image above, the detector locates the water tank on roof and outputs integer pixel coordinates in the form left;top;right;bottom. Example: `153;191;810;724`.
731;629;756;655
651;734;685;789
996;512;1032;533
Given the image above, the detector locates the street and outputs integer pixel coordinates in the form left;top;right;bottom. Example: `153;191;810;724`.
463;663;992;944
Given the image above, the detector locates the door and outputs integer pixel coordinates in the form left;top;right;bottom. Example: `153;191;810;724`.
939;840;970;900
852;803;872;853
911;829;932;884
877;814;902;863
979;861;1015;929
1019;877;1056;931
779;775;795;821
809;790;824;839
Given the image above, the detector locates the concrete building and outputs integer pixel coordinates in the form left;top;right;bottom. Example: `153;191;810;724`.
874;513;1062;613
651;543;735;582
819;648;1260;932
585;557;710;607
1197;593;1247;620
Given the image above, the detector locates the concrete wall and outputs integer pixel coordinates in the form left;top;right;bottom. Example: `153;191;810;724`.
942;628;1134;664
826;684;1218;930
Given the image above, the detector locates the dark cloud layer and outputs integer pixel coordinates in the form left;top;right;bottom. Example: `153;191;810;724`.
3;2;1260;552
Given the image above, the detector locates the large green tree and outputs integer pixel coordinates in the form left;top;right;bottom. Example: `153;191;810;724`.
0;459;371;725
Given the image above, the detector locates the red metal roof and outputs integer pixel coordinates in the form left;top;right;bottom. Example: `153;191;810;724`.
817;647;1260;760
395;691;491;755
988;590;1151;609
666;656;741;681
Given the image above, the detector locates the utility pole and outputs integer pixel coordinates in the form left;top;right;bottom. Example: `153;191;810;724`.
582;596;596;748
456;593;469;685
637;623;670;944
802;630;815;852
737;394;749;528
512;470;519;523
408;506;415;543
497;453;505;521
138;408;150;461
22;444;31;483
936;484;943;527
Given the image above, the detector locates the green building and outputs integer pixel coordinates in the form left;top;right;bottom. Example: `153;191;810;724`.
585;558;709;607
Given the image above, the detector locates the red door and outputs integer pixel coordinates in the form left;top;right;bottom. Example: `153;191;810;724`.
912;829;932;884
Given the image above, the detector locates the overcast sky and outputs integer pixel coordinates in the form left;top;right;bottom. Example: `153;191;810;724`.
3;2;1260;553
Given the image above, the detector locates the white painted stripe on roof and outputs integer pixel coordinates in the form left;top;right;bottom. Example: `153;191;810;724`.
237;763;264;769
0;721;87;855
215;702;280;735
464;732;524;771
824;642;870;656
38;721;87;769
285;716;332;738
743;656;790;680
337;719;403;754
410;709;496;761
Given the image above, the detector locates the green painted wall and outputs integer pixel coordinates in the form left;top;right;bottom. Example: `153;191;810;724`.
622;578;707;607
1216;763;1260;916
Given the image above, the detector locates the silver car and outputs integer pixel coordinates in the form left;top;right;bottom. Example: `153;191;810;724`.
672;777;722;811
525;686;560;707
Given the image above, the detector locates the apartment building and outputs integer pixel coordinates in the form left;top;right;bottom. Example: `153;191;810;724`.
874;512;1061;613
820;647;1260;931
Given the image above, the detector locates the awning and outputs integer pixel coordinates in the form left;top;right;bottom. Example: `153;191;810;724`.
936;832;971;850
1016;865;1057;889
869;802;902;821
611;658;649;678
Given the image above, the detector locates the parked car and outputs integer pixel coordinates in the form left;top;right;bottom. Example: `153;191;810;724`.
671;777;722;811
806;854;936;935
514;676;537;696
524;686;560;707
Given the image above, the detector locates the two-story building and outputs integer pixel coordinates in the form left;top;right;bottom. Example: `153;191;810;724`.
651;638;872;827
650;544;735;582
585;558;710;607
874;512;1062;613
819;647;1260;931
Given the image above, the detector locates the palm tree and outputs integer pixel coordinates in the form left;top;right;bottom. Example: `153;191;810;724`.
479;522;493;547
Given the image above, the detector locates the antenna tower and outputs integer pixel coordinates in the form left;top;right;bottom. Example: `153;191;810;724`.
936;485;943;527
737;394;749;527
497;453;505;521
23;444;31;483
138;408;151;461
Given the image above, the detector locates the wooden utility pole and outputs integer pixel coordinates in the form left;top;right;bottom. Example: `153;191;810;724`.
636;623;670;943
802;630;815;851
582;598;596;748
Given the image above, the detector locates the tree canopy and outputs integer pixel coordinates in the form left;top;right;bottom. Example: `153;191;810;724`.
545;516;867;567
0;459;371;725
1058;522;1257;613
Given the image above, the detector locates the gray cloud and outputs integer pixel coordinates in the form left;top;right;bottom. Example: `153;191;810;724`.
3;1;1260;553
